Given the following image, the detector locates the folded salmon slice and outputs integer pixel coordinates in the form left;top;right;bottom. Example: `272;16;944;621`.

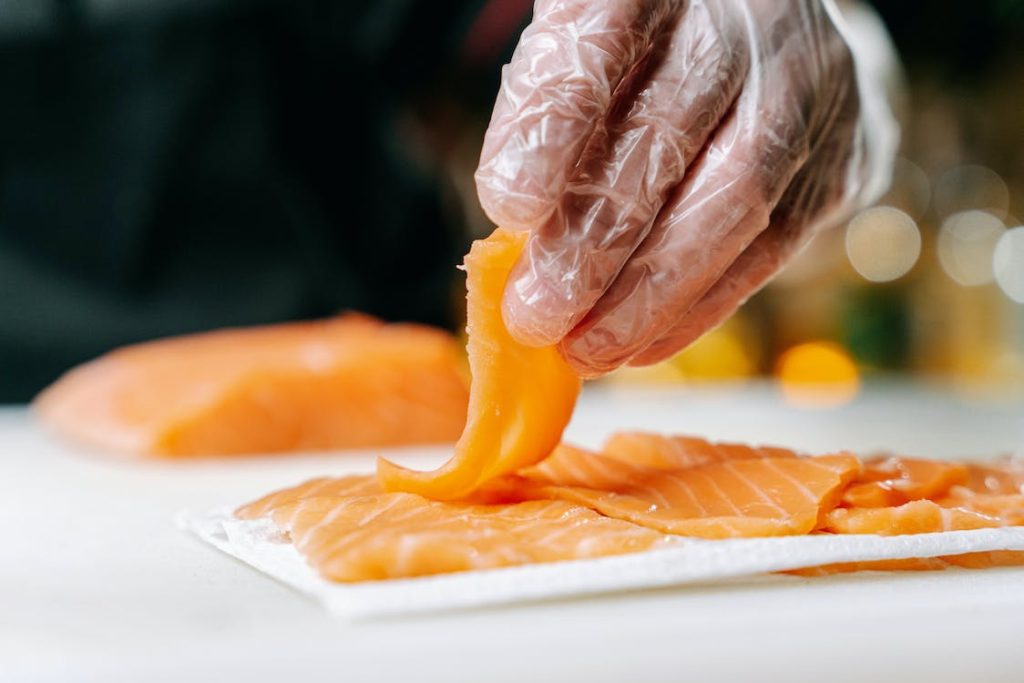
601;432;798;470
798;498;1024;575
378;229;581;500
840;456;968;508
935;492;1024;525
35;315;469;457
962;457;1024;495
267;493;671;582
822;500;1004;535
805;462;1024;575
515;444;860;538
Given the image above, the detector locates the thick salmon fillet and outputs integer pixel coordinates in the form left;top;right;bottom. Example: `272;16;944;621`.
266;493;671;582
515;444;861;538
378;229;580;500
840;456;968;508
34;315;469;457
601;432;798;470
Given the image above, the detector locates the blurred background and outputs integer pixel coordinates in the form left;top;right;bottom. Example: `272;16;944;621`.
1;0;1023;403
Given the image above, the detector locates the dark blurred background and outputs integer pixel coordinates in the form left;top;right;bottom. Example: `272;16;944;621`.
1;0;1022;402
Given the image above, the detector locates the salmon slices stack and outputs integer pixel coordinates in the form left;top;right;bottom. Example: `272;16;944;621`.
235;228;1024;584
34;314;469;457
235;431;1024;583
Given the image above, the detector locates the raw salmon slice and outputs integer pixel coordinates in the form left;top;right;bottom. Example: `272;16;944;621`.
840;456;968;508
516;444;861;538
378;229;580;500
822;500;1003;535
962;457;1024;495
789;552;1024;576
35;315;469;457
935;493;1024;525
602;432;798;470
266;493;671;582
235;475;379;520
235;471;522;521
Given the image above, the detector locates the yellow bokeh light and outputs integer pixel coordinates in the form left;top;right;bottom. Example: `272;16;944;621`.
667;324;757;381
607;320;757;385
845;206;921;282
775;342;860;409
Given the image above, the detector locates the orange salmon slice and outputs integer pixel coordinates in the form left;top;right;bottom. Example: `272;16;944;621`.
962;457;1024;495
515;444;861;539
267;493;671;582
235;475;379;520
822;500;1004;535
601;432;799;470
378;229;580;500
34;315;469;457
840;456;968;508
789;552;1024;577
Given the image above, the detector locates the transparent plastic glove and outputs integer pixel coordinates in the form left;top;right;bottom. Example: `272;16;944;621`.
475;0;899;377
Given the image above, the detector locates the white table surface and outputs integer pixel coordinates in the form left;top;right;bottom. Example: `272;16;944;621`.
3;382;1024;683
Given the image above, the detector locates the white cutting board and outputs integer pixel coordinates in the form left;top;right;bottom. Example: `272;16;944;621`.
2;382;1024;683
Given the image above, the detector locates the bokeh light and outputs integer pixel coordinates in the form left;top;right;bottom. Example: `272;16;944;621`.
775;342;860;409
668;324;757;381
993;226;1024;303
937;210;1005;286
608;320;758;384
933;165;1010;220
845;206;921;282
885;157;932;221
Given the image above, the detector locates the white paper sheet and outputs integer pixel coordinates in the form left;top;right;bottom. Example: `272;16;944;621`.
180;507;1024;620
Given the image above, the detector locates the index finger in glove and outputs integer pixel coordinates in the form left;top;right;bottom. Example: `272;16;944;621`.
475;0;681;229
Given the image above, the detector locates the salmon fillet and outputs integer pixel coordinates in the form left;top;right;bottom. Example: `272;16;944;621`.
378;229;580;500
601;432;798;470
514;444;861;538
34;314;469;457
266;493;671;582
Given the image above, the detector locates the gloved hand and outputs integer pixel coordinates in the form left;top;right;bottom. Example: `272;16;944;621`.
475;0;898;377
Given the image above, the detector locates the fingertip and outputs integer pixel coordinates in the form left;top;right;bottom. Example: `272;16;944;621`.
559;327;631;379
560;348;614;380
474;154;561;231
500;269;570;348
